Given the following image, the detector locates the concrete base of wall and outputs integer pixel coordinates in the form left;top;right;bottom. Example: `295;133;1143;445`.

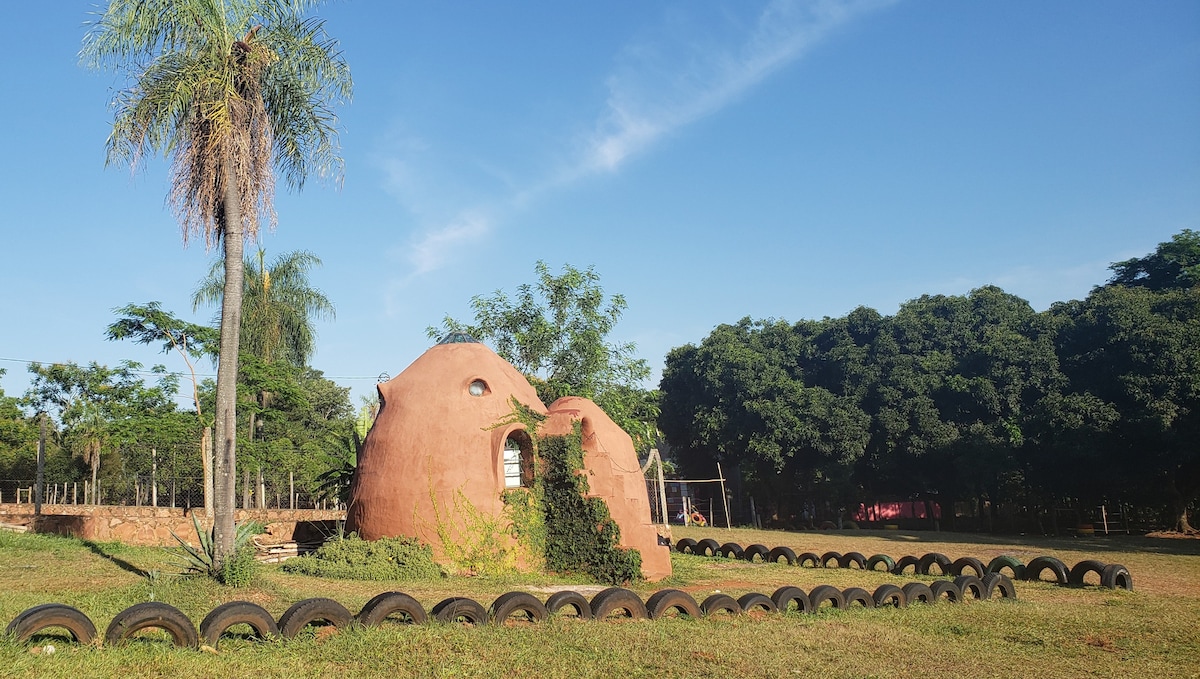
0;503;346;547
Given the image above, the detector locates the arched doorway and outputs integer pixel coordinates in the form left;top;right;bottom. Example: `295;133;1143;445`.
503;430;535;488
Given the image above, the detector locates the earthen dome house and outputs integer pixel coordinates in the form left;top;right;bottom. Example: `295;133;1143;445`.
345;334;671;581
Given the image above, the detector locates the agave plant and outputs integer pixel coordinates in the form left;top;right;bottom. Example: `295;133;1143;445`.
168;513;262;579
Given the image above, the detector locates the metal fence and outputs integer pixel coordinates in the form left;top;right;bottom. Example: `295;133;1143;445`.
1;474;340;511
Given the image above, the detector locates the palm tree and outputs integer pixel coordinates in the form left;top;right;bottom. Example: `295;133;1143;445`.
81;0;351;566
68;399;107;505
194;248;336;367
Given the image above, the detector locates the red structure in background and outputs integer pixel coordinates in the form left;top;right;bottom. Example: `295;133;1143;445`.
854;500;942;523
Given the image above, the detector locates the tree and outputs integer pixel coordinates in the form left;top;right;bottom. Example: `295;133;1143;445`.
659;318;871;520
0;369;42;481
1107;229;1200;291
107;302;218;514
1053;284;1200;532
193;248;335;367
429;261;657;448
23;361;180;503
82;0;351;565
194;248;336;485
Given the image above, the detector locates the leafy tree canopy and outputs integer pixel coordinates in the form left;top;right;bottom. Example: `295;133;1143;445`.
429;261;657;450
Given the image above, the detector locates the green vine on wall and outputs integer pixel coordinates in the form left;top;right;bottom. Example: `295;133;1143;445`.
494;399;642;583
538;422;642;584
422;477;517;576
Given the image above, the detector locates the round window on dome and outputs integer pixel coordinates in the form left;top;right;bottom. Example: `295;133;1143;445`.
468;379;488;397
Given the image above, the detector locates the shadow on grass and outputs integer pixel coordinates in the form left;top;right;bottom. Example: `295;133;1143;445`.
841;530;1200;557
680;527;1200;557
81;539;148;576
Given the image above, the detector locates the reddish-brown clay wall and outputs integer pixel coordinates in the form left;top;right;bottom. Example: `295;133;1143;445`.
345;342;547;554
541;397;672;581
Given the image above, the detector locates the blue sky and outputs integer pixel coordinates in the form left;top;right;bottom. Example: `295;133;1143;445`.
1;0;1198;409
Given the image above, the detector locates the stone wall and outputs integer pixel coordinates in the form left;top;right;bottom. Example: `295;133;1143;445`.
0;503;345;546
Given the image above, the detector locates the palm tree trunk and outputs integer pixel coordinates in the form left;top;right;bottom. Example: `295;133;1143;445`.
213;159;245;567
202;425;214;517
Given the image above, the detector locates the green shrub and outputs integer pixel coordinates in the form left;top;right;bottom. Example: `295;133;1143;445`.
282;533;443;581
219;543;258;587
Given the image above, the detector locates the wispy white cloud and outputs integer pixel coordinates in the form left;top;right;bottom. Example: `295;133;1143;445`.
580;0;897;174
404;212;492;278
385;0;896;280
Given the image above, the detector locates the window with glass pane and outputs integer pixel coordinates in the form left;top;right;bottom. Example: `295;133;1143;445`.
503;439;521;488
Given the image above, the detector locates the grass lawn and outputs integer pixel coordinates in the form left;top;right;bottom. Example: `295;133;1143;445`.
1;526;1198;678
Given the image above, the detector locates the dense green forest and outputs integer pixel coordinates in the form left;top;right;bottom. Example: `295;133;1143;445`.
659;230;1200;532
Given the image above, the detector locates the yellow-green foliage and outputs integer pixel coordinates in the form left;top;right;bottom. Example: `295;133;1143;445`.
501;486;546;571
427;486;520;576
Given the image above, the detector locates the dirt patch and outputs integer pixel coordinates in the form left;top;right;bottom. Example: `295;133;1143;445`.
1144;530;1200;540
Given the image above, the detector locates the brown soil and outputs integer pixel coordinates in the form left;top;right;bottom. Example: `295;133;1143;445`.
1144;530;1200;539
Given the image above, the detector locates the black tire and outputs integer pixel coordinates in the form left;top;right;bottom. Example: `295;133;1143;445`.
5;604;97;645
807;585;846;610
901;582;935;605
839;552;868;569
696;538;721;557
953;575;987;601
675;538;698;554
544;591;592;620
743;544;771;563
872;584;907;609
431;597;489;625
982;573;1018;599
1068;559;1107;587
950;556;987;578
718;542;745;559
820;551;843;568
866;554;895;572
917;552;951;576
767;546;798;565
892;555;920;575
699;594;741;617
1100;563;1133;591
736;593;777;613
771;586;812;614
798;552;821;568
105;602;198;648
1023;556;1069;585
278;598;354;639
644;589;701;619
929;580;963;603
199;601;279;647
489;592;547;625
841;587;875;609
986;555;1025;579
590;588;648;620
356;591;427;627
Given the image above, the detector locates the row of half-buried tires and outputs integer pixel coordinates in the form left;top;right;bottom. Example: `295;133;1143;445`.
4;576;1018;650
673;539;1133;590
